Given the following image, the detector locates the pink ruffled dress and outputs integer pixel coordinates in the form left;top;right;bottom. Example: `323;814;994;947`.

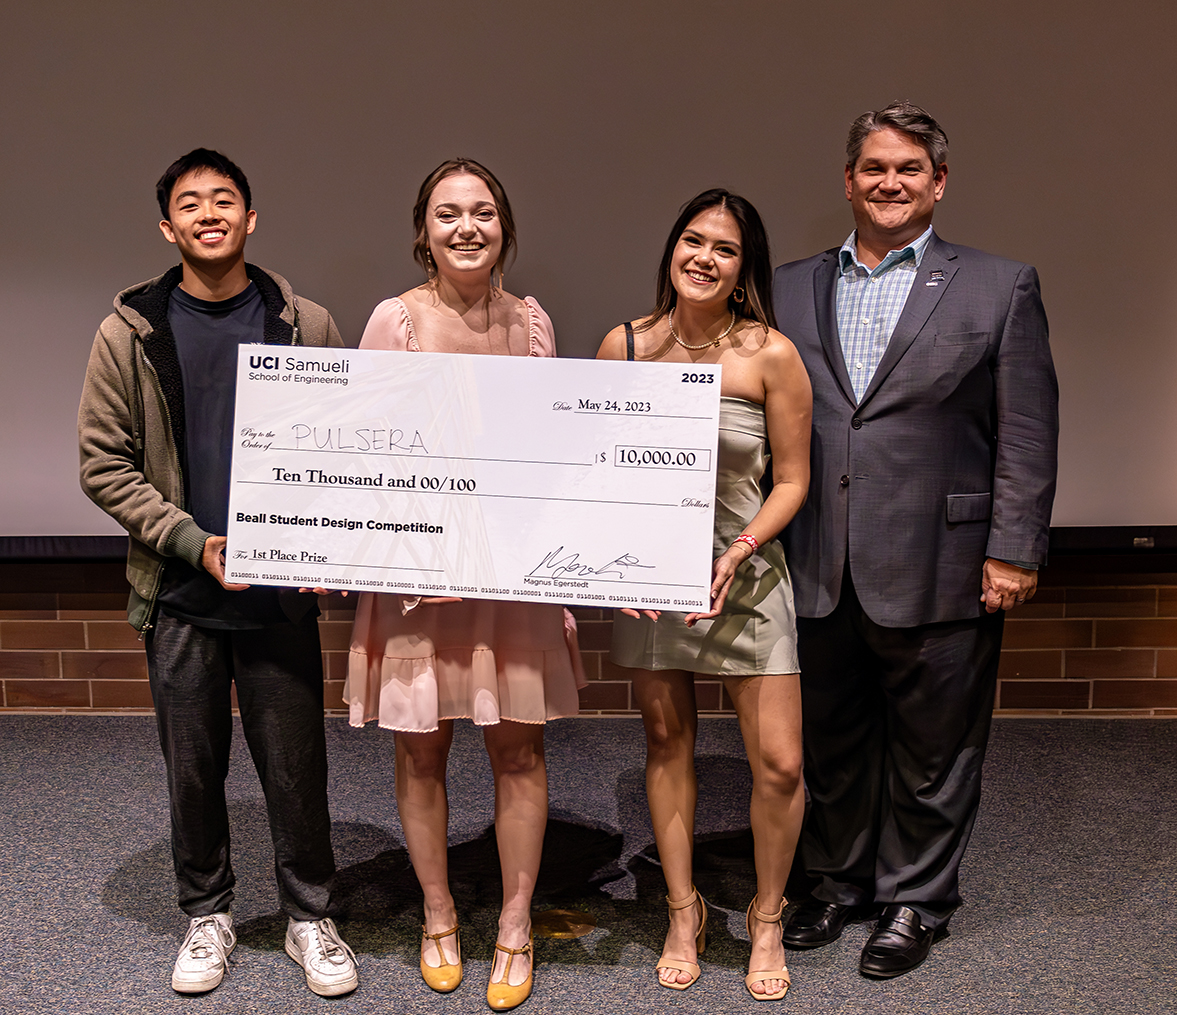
344;295;586;732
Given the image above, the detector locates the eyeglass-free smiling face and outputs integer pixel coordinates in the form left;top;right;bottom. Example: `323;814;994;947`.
845;127;946;250
671;206;743;308
424;173;503;280
159;170;255;270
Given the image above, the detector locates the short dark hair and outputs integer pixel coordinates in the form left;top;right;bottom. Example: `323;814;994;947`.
411;158;517;283
641;188;776;333
156;149;252;220
846;101;949;171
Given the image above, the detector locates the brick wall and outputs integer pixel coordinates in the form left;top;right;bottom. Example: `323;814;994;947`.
996;561;1177;715
3;557;1177;718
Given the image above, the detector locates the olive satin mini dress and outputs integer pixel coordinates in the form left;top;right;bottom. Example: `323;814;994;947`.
610;396;800;676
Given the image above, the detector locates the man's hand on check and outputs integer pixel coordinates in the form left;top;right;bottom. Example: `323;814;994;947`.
202;536;250;591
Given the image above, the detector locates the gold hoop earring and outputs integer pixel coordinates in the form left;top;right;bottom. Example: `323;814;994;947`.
732;285;745;303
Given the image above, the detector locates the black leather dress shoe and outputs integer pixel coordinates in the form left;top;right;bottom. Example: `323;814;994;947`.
858;905;942;978
781;899;854;949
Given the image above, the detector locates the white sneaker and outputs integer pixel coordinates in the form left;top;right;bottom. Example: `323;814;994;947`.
172;912;235;993
284;916;358;996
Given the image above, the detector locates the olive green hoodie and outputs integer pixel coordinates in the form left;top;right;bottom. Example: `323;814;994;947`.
78;264;343;632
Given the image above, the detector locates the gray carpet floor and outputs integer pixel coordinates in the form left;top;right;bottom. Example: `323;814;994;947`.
1;716;1174;1014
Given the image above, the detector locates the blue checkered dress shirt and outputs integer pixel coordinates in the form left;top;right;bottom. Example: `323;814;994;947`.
835;226;933;403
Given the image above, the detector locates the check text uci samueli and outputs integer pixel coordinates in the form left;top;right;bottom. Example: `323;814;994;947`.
247;355;351;386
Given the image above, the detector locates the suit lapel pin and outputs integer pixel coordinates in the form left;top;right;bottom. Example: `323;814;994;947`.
926;269;944;287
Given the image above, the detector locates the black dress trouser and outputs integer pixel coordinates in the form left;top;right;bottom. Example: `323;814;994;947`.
796;569;1005;930
146;612;336;920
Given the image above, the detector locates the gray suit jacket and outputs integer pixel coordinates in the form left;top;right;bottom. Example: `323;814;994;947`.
772;232;1058;627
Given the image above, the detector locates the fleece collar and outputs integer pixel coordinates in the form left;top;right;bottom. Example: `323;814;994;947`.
119;264;299;472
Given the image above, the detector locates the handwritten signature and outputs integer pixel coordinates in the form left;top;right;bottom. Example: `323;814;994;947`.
527;546;654;580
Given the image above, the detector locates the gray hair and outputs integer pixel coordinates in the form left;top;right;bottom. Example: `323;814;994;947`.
846;101;949;171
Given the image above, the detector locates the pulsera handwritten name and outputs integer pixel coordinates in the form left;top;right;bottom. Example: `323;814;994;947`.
290;425;429;454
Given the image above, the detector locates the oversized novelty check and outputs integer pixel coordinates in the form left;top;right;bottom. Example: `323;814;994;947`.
225;347;721;611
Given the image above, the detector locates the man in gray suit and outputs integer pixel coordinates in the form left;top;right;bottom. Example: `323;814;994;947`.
772;102;1058;978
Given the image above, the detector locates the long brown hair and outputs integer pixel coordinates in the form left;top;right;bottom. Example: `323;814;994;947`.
411;158;517;284
638;188;776;333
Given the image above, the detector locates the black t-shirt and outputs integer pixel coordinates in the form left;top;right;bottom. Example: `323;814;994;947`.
156;283;291;629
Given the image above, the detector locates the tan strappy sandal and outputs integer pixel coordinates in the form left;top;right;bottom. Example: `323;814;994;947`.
487;933;533;1010
657;886;708;990
745;896;791;1000
419;923;462;993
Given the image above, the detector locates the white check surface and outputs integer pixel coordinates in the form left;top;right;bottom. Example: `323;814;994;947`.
226;347;721;611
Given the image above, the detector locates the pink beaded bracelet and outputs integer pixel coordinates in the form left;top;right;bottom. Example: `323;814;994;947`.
734;533;760;554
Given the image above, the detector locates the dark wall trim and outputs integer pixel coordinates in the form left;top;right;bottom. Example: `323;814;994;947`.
0;536;126;559
1049;526;1177;554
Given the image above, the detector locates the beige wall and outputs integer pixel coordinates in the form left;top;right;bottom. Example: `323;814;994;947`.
2;0;1176;533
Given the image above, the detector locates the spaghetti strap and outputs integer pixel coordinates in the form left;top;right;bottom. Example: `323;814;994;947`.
624;322;635;361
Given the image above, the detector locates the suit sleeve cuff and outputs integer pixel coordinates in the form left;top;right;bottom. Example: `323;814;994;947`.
994;557;1039;571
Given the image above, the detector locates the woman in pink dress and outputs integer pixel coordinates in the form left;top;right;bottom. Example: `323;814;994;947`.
345;159;584;1011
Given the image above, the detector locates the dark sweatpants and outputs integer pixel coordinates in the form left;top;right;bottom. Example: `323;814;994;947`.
146;612;335;920
796;570;1004;930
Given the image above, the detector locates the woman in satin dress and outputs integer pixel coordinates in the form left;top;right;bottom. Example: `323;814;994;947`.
597;189;812;1001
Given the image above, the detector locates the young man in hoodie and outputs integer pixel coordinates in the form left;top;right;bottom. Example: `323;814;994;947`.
78;149;358;997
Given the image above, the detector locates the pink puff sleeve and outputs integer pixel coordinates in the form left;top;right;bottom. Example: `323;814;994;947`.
523;297;557;358
360;297;419;351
